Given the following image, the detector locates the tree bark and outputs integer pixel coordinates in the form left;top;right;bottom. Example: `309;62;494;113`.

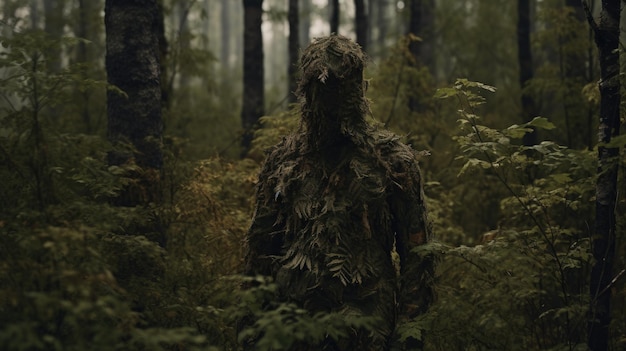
76;0;94;132
221;0;231;72
406;0;423;114
30;0;39;29
202;0;210;50
408;0;422;60
76;0;91;74
354;0;368;52
330;0;339;34
241;0;264;154
234;1;244;71
299;0;311;46
105;0;164;208
367;0;374;54
156;0;169;109
288;0;300;104
407;0;434;68
407;0;434;113
43;0;64;72
377;0;388;55
30;52;56;210
517;0;537;146
563;0;592;149
177;0;192;88
584;1;620;350
421;0;435;69
565;0;585;20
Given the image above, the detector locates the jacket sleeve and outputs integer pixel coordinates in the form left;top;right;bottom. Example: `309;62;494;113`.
244;156;285;278
390;154;435;322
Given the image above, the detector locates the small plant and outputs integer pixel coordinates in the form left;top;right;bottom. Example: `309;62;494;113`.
417;79;596;350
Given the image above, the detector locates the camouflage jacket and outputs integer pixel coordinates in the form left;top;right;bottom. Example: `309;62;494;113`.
245;125;435;350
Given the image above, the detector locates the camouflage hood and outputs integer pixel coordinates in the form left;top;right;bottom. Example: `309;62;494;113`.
296;34;370;150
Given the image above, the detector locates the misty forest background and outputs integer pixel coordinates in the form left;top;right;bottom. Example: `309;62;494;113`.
0;0;625;350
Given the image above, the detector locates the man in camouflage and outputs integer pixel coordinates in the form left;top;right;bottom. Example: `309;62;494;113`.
244;34;434;350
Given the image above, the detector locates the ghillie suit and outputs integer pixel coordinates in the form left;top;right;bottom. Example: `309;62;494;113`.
244;34;434;350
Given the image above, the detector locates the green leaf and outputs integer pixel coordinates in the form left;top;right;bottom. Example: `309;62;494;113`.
453;78;496;92
503;124;533;139
549;173;572;184
599;133;626;148
525;116;555;130
458;158;491;176
474;81;497;92
434;87;457;99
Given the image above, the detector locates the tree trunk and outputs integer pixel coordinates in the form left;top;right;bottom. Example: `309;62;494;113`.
74;0;102;134
407;0;435;112
422;0;435;69
517;0;537;146
176;0;192;88
407;0;434;67
235;1;244;72
367;0;374;54
330;0;339;34
202;0;210;50
43;0;64;72
354;0;368;52
288;0;299;104
76;0;95;132
30;52;56;210
562;0;592;149
221;0;231;72
377;0;388;55
156;0;169;109
584;1;620;350
408;0;421;58
241;0;264;155
299;0;311;46
565;0;585;20
105;0;164;210
30;0;40;29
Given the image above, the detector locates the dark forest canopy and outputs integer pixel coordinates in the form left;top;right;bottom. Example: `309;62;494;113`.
0;0;624;350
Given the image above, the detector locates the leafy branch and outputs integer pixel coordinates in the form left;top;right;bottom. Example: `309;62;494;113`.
436;79;580;347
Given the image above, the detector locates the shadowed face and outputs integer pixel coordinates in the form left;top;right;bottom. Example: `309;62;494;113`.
296;35;369;145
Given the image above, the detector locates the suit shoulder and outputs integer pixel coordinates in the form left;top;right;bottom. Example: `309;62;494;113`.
374;130;422;166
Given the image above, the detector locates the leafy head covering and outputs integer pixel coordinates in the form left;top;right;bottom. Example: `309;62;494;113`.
296;34;370;149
